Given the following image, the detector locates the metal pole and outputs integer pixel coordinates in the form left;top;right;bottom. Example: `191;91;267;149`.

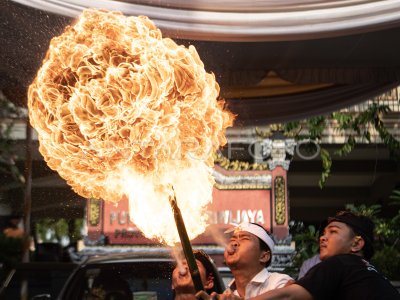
169;190;204;292
21;116;33;300
22;117;32;263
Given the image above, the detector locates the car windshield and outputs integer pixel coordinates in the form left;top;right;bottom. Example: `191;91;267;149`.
63;260;174;300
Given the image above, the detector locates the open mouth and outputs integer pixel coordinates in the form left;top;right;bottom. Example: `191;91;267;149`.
226;248;237;256
178;268;189;277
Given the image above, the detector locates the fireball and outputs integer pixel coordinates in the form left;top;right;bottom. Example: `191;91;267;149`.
28;9;234;244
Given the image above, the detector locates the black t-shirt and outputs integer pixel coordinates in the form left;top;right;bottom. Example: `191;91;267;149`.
296;254;400;300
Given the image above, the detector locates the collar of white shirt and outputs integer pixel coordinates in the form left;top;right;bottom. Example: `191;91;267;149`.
228;268;269;293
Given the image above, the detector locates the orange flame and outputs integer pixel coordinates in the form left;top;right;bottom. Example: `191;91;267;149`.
28;9;234;245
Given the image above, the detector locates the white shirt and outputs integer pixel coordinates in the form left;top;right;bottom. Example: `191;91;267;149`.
228;268;293;299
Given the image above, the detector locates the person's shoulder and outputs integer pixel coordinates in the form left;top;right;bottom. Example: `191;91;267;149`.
308;254;321;263
267;272;294;289
318;254;364;270
268;271;293;281
302;254;321;266
324;254;363;263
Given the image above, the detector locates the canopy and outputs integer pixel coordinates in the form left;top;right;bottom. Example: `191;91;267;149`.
10;0;400;41
2;0;400;123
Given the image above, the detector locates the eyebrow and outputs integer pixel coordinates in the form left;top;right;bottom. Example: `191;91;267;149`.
232;232;252;238
326;224;341;230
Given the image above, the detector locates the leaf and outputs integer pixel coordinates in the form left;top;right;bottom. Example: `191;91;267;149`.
281;98;398;189
335;135;356;157
319;148;332;188
332;112;353;129
283;121;301;133
389;189;400;205
307;116;326;139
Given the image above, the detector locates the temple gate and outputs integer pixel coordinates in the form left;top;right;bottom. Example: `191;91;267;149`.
85;133;296;269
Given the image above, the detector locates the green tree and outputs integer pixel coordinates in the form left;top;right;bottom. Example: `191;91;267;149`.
285;221;322;277
282;102;399;188
0;93;25;280
35;218;83;244
0;92;25;186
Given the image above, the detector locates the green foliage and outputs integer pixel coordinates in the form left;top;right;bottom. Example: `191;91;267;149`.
72;218;84;242
283;101;399;187
335;135;356;157
332;102;399;160
36;218;67;242
319;148;332;188
283;121;301;134
286;221;321;276
345;202;399;246
35;218;83;243
389;188;400;202
306;116;325;138
345;203;381;220
346;202;400;279
371;246;400;280
293;225;320;261
0;93;25;185
331;112;353;129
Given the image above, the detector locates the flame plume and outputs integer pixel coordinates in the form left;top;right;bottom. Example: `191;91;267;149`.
28;9;234;245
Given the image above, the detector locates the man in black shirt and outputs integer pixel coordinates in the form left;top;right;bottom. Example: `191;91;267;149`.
294;210;399;300
197;210;400;300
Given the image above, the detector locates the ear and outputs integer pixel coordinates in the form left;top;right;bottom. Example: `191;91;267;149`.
259;250;271;265
204;274;214;290
350;236;365;254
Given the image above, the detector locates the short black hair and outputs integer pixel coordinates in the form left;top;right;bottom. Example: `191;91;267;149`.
193;250;225;294
172;250;225;297
328;210;375;260
193;249;225;294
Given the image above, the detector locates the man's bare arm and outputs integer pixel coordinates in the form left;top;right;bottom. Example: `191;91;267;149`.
250;284;313;300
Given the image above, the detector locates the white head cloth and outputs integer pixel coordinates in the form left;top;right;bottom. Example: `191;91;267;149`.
224;222;275;253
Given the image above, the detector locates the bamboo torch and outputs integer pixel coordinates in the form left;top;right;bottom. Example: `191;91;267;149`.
169;189;204;292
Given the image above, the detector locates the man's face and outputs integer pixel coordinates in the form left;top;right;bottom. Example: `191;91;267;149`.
319;221;355;260
224;230;265;270
172;259;208;293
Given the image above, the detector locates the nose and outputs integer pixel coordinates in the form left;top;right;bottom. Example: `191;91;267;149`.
231;240;239;248
320;234;327;242
178;264;189;276
226;240;239;254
